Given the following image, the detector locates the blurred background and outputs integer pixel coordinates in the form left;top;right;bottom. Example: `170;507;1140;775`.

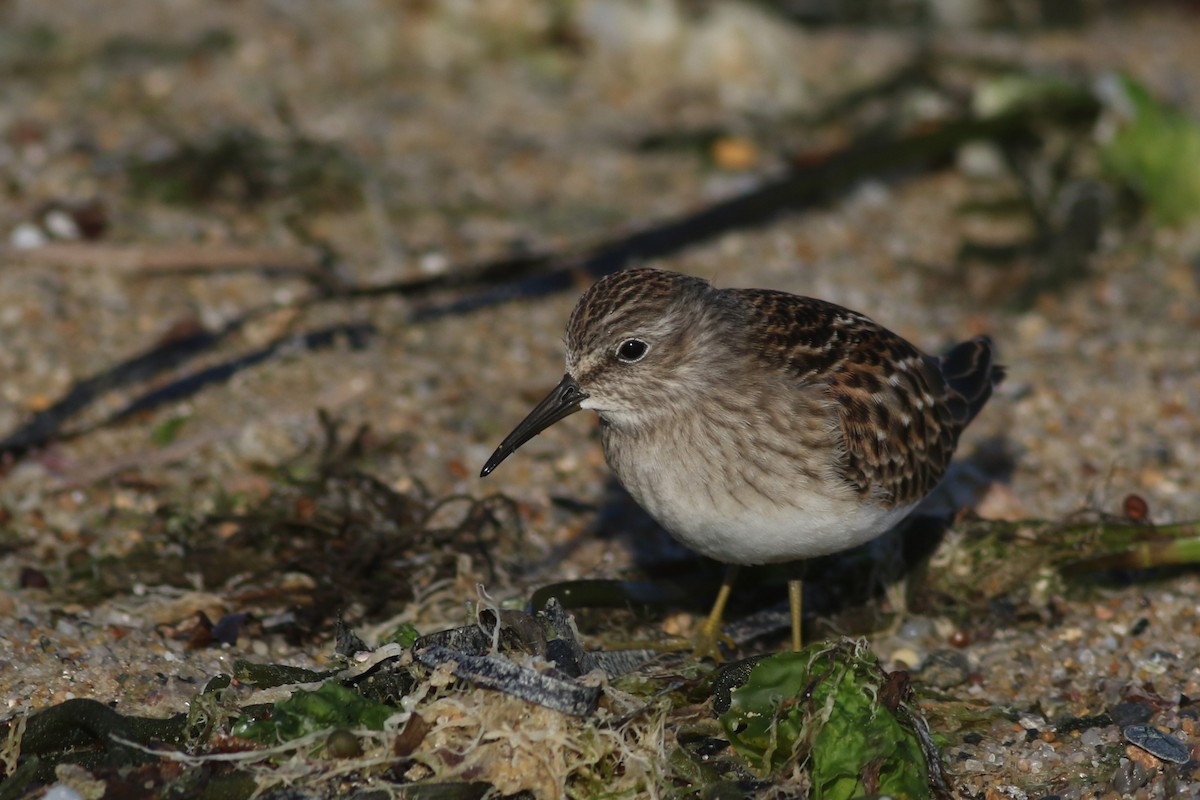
1;1;1199;797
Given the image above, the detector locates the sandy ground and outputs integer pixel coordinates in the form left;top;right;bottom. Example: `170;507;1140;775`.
1;2;1199;798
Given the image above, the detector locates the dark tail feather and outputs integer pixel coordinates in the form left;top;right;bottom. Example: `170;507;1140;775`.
940;336;1005;425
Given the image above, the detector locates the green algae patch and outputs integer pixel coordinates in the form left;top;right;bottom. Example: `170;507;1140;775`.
1099;73;1200;225
232;682;395;744
718;641;937;799
384;622;422;649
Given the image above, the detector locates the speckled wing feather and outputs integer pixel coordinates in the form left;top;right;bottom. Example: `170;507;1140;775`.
733;289;1000;508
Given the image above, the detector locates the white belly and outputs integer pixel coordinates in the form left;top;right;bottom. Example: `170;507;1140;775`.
601;416;914;565
635;475;913;564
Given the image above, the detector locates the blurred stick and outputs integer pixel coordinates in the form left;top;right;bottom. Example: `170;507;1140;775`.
0;242;322;276
1059;521;1200;573
929;517;1200;607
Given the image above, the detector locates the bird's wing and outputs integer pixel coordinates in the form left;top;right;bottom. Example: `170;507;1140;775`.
734;289;962;508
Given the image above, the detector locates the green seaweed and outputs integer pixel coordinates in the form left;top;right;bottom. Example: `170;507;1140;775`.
1100;73;1200;224
719;641;932;799
126;127;362;211
231;682;395;744
151;414;190;446
924;517;1200;612
0;698;192;796
384;622;422;648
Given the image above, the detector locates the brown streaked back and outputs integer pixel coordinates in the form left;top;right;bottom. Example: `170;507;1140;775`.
733;288;1003;508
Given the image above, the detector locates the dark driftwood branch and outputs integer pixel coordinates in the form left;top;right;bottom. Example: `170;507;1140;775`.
0;320;374;460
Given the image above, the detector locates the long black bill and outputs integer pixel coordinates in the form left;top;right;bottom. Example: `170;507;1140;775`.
480;374;588;477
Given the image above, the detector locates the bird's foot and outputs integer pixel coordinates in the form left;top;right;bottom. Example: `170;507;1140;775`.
689;619;737;662
628;627;735;661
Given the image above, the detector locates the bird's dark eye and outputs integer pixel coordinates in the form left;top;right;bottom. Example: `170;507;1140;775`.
616;338;648;363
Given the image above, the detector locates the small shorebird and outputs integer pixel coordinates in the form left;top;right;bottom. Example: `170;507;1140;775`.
482;268;1003;658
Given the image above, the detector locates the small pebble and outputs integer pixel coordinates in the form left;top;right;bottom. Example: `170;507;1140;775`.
957;141;1007;180
890;647;921;669
897;616;935;640
19;567;50;589
1124;724;1190;764
42;788;84;800
1122;493;1149;521
42;208;82;240
1125;743;1162;773
1018;712;1048;731
711;136;760;170
1111;757;1151;794
211;612;250;646
920;649;971;689
9;221;46;249
1109;701;1154;727
326;728;363;758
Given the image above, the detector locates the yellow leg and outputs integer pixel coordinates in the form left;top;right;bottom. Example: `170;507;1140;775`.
693;565;739;661
788;577;803;652
788;561;808;651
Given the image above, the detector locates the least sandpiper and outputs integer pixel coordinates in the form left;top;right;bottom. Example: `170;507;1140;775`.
481;268;1003;658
